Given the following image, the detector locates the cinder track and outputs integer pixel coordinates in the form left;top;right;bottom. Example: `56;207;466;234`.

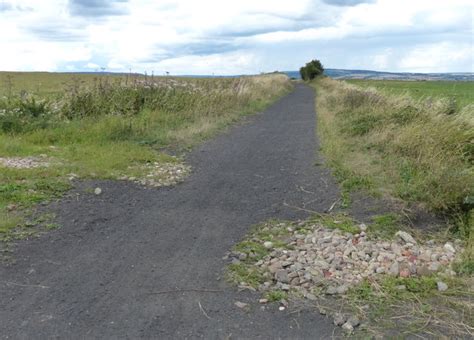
1;84;341;339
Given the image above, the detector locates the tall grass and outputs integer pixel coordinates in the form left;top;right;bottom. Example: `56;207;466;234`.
313;77;473;232
313;77;473;273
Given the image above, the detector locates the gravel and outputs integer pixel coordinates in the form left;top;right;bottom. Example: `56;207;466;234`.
0;156;51;169
229;224;460;297
118;161;191;188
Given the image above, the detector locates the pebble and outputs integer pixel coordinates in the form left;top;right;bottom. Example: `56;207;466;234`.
389;262;399;276
437;281;448;292
94;187;102;195
341;322;354;333
263;241;273;249
333;313;346;326
347;315;360;327
443;243;456;253
336;285;349;295
234;301;249;309
275;270;289;284
395;231;417;244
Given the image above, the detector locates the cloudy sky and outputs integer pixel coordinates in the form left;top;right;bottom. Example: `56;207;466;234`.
1;0;472;74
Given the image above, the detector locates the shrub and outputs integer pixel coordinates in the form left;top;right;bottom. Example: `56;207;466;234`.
300;59;324;80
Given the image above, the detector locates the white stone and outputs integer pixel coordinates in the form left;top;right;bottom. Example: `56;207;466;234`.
443;243;456;253
395;231;417;244
437;281;448;292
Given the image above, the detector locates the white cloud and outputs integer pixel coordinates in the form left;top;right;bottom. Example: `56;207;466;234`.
85;62;100;69
0;0;472;73
398;42;473;72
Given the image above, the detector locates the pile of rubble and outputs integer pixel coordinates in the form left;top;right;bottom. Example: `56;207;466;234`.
248;224;458;295
0;156;50;169
228;222;461;332
119;162;191;187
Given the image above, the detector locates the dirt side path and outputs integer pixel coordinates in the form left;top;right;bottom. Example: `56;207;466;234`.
0;84;341;339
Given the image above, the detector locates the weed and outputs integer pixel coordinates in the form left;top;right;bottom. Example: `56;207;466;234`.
265;290;288;302
306;214;360;234
227;263;265;288
343;274;473;337
368;213;402;239
234;241;269;260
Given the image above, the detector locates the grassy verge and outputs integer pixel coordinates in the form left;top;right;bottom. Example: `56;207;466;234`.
0;73;292;243
312;77;473;272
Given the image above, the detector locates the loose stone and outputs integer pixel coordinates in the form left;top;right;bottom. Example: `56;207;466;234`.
437;281;448;292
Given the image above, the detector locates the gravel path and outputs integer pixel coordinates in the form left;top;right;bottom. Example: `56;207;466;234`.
0;84;341;339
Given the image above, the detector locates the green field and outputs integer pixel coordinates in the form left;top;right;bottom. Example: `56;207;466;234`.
346;79;474;108
0;71;131;97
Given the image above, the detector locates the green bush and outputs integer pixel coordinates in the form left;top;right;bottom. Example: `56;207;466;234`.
300;59;324;80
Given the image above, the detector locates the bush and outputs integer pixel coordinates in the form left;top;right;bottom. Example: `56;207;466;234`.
0;96;53;133
300;59;324;80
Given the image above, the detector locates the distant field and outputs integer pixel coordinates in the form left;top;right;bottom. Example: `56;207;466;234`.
0;72;140;97
346;79;474;108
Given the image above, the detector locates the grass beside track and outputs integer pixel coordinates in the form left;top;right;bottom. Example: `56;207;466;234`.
0;73;293;242
312;77;473;274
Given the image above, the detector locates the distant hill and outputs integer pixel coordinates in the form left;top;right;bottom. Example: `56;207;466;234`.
284;69;474;81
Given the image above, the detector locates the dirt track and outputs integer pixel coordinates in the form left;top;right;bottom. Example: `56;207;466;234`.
0;84;342;339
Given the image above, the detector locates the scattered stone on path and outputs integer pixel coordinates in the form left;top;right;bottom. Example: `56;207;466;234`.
437;281;448;292
123;161;191;188
94;187;102;195
234;301;249;309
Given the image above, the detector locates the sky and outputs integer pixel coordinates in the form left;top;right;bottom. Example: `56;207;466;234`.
0;0;472;74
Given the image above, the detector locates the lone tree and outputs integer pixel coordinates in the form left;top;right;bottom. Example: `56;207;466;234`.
299;59;324;80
